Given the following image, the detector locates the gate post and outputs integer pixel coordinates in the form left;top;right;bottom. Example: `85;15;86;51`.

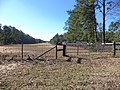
113;41;116;57
63;45;66;56
21;42;23;60
56;44;57;59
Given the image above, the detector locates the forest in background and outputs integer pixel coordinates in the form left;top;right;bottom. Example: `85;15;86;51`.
50;0;120;44
50;21;120;44
1;0;120;45
0;24;45;45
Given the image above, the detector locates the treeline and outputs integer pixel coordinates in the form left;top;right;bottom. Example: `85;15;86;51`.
0;24;45;45
50;33;64;44
50;21;120;44
50;0;120;44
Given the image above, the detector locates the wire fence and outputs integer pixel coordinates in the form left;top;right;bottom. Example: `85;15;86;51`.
0;42;120;61
65;42;120;59
0;43;60;60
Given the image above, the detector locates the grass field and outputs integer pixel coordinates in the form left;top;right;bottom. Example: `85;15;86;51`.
0;43;120;90
0;43;60;60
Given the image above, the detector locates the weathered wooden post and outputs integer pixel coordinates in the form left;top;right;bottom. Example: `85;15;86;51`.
56;44;58;59
76;41;80;55
63;45;66;56
113;41;116;57
21;43;23;60
77;46;79;55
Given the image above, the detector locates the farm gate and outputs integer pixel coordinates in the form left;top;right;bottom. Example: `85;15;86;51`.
0;42;120;61
0;43;63;61
63;41;120;59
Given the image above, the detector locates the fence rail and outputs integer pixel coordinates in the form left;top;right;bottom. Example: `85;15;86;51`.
64;42;120;58
0;43;61;60
0;42;120;61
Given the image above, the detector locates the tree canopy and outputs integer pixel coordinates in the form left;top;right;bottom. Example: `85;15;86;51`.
49;33;64;44
64;0;97;43
62;0;120;43
0;24;45;45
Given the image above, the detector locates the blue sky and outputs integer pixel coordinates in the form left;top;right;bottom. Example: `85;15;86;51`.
0;0;75;41
0;0;116;41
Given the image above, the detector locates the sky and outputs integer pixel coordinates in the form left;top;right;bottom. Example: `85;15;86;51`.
0;0;75;41
0;0;117;41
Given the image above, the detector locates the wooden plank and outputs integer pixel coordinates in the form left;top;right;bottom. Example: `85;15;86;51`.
35;46;56;59
57;49;63;51
115;44;120;45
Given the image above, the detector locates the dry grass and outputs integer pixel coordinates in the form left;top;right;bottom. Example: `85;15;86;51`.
0;43;120;90
0;43;59;60
0;58;120;90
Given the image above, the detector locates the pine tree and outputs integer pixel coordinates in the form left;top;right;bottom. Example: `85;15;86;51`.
64;0;97;43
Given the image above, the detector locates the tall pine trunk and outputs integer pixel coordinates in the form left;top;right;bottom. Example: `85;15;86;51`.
103;0;106;43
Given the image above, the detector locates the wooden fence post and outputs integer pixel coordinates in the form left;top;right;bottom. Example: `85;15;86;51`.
21;43;23;60
56;44;57;59
63;45;66;56
113;41;116;57
77;46;79;55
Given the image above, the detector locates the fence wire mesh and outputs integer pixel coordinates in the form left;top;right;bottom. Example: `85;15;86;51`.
0;42;120;61
0;43;60;60
65;42;120;59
